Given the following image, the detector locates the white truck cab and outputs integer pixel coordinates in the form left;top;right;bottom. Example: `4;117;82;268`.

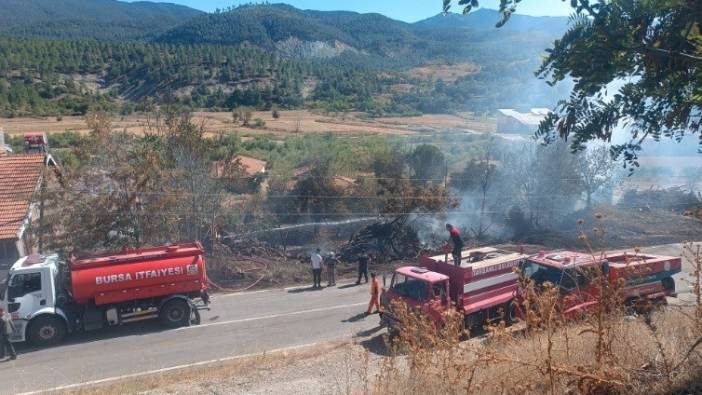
0;254;68;344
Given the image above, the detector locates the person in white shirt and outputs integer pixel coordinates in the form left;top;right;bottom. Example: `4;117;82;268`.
0;307;16;360
310;248;323;289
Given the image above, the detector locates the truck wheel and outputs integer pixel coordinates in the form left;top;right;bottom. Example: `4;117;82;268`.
387;328;400;344
160;299;190;328
505;301;518;325
28;315;66;347
189;304;201;326
662;277;675;292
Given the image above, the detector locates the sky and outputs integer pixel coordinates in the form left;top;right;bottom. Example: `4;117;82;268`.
127;0;574;22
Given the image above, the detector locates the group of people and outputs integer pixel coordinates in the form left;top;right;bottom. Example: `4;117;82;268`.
310;248;339;289
310;249;381;315
308;224;462;316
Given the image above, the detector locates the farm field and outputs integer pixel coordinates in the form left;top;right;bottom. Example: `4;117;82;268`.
0;110;497;137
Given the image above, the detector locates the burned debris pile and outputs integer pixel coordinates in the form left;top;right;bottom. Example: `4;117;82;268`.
619;187;701;213
339;216;421;261
684;207;702;221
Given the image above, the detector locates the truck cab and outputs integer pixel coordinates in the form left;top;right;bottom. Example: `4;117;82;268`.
0;254;67;344
380;266;451;332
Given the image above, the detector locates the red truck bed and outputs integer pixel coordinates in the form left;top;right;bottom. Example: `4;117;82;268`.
420;247;527;315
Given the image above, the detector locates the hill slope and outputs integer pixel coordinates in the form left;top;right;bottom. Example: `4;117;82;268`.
155;4;568;61
0;0;203;40
0;3;572;117
413;8;569;35
155;4;432;58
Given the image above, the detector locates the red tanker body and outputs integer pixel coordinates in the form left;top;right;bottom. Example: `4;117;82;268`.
519;250;681;317
380;247;527;334
0;242;210;347
70;243;207;305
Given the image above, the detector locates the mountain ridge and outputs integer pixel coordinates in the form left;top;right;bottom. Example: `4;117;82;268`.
413;8;569;34
0;0;203;40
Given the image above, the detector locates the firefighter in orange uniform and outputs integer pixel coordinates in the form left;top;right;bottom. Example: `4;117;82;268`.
366;272;381;315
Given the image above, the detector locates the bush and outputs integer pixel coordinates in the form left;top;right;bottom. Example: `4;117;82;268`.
253;118;266;128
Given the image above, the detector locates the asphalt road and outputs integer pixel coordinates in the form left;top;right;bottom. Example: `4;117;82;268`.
1;242;699;395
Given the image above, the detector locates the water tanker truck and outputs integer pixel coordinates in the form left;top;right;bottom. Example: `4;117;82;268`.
0;242;209;346
518;250;681;316
380;247;682;336
380;247;527;334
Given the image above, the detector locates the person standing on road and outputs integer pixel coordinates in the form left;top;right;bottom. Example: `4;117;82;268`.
366;272;381;315
325;252;339;287
446;223;464;266
311;248;323;289
0;307;17;361
356;253;369;284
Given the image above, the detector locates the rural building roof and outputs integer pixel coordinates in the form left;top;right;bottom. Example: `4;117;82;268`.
331;176;356;190
211;155;267;178
497;108;550;126
234;155;267;177
0;153;50;240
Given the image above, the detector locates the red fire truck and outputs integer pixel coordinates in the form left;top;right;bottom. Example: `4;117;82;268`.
519;250;681;316
0;243;209;346
380;247;527;333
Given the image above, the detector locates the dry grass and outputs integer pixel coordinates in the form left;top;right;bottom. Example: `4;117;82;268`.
372;306;702;395
368;240;702;395
0;110;497;138
375;112;496;133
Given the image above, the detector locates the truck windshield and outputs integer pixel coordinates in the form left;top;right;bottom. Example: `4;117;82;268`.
8;272;42;299
391;273;428;301
522;262;578;291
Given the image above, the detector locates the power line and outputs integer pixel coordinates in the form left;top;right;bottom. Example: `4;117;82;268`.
40;202;701;218
25;187;702;199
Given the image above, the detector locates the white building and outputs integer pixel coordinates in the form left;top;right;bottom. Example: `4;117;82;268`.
496;108;550;134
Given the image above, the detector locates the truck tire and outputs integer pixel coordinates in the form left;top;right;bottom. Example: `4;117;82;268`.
189;303;201;326
160;299;191;328
662;277;675;292
28;315;66;347
505;301;518;325
386;328;400;346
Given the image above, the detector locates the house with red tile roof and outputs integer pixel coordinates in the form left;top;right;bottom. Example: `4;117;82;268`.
211;154;267;179
0;145;60;267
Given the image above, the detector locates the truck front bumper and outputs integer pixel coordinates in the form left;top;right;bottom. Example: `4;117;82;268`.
379;311;400;331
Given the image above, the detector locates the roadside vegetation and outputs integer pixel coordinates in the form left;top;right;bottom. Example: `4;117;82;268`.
369;231;702;395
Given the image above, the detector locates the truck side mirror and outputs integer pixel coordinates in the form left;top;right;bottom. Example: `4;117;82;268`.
518;259;526;272
602;261;610;275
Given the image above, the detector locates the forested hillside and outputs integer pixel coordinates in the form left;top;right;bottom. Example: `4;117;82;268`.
0;36;408;116
0;0;202;40
0;2;570;117
155;4;432;59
